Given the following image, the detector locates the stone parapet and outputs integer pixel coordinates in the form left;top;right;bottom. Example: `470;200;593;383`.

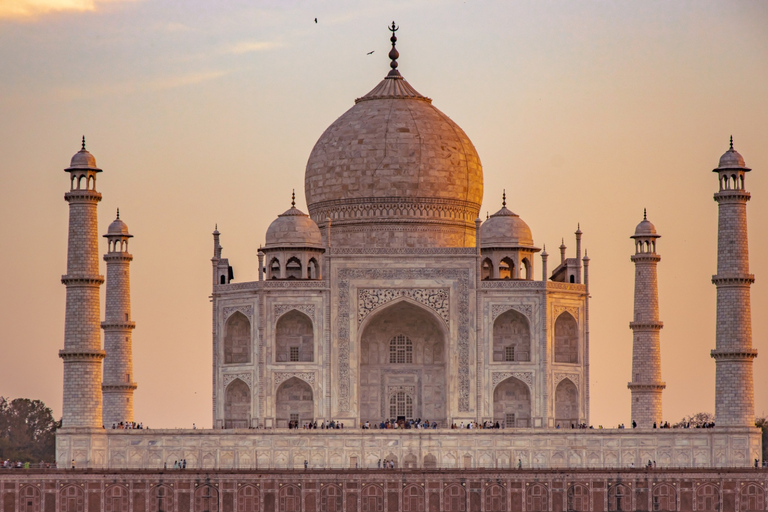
55;428;761;470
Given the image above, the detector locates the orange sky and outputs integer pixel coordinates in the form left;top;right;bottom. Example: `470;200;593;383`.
0;1;766;428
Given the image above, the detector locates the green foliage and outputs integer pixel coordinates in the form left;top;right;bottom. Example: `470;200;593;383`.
0;396;60;462
671;411;715;428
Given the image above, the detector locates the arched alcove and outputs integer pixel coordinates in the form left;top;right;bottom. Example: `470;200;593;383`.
554;378;578;428
482;258;493;280
493;377;531;428
359;300;447;424
224;312;250;364
285;257;302;279
493;309;531;362
554;312;578;363
275;310;314;362
275;377;313;428
224;378;251;429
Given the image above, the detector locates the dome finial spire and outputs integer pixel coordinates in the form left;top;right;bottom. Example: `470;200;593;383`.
730;135;734;150
502;189;506;208
81;135;86;151
643;208;647;220
386;21;401;79
116;208;120;220
291;189;296;208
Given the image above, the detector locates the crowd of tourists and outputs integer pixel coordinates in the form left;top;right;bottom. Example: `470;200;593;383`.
110;421;145;429
2;460;55;469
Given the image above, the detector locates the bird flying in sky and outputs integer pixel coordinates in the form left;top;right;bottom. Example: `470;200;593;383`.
367;50;374;55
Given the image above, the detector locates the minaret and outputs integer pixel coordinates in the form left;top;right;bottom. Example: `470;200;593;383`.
628;210;665;427
60;137;105;428
711;137;757;427
102;209;137;426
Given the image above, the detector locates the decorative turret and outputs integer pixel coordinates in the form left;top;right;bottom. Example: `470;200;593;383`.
711;137;757;427
628;209;665;427
102;209;137;426
479;191;540;280
212;225;233;286
60;137;105;428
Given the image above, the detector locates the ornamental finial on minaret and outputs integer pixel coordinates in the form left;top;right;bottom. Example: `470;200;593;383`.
730;135;734;150
643;208;647;220
116;208;120;220
502;189;506;208
291;189;296;208
81;135;86;151
386;21;401;79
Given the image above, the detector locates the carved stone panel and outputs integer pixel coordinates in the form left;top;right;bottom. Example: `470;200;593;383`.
274;304;316;322
492;372;534;390
223;305;253;321
223;373;252;389
273;372;316;388
358;288;450;326
491;304;533;322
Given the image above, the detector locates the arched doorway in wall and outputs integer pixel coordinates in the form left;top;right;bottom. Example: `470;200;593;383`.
359;300;447;425
275;310;314;363
554;378;578;428
493;309;531;362
224;312;250;364
275;377;314;428
554;312;578;363
493;377;531;428
224;378;251;428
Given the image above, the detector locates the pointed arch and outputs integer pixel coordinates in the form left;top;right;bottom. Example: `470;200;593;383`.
554;312;578;363
195;486;219;512
285;257;302;279
651;483;676;512
493;376;531;427
499;257;514;280
740;482;764;511
224;312;250;364
320;484;342;512
275;376;314;428
19;485;41;512
403;484;425;512
275;310;314;362
237;485;260;512
361;484;384;512
307;257;319;279
520;257;531;280
608;483;631;511
526;483;548;511
696;483;719;511
268;257;280;279
567;484;590;512
485;483;506;512
493;309;531;362
555;378;578;428
443;484;466;512
224;378;250;428
150;486;173;512
278;485;301;512
359;299;448;425
482;257;493;280
60;485;84;512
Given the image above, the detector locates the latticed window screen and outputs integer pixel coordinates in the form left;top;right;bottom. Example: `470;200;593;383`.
290;413;299;423
389;335;413;364
289;347;299;362
390;392;413;418
505;346;515;362
505;413;516;428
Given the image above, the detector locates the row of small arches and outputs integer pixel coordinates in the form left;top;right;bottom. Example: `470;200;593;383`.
634;240;657;254
719;173;745;191
108;240;129;253
28;480;758;512
69;173;97;191
267;256;320;280
482;257;532;280
223;307;580;366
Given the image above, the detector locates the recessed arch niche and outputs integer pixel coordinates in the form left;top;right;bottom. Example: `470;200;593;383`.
275;310;314;363
224;378;250;428
359;300;447;424
554;312;578;363
493;376;531;427
493;309;531;362
224;312;250;364
275;377;314;427
555;378;579;428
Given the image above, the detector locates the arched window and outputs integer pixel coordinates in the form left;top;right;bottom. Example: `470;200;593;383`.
105;485;129;512
741;483;764;511
361;485;384;512
60;486;84;512
493;376;531;428
652;483;676;511
567;484;590;512
521;257;531;280
482;258;493;280
151;486;173;512
308;258;319;279
403;484;425;512
389;334;413;364
269;258;280;279
20;486;40;512
195;486;218;512
696;484;719;511
237;485;259;512
499;257;514;279
320;484;342;512
285;257;302;279
390;391;413;418
278;485;300;512
443;484;466;512
275;377;313;428
608;484;631;511
484;484;505;512
526;484;548;511
554;312;578;363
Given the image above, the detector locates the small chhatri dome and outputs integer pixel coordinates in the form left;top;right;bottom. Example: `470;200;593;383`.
106;209;132;237
716;135;749;170
632;208;659;239
480;192;535;248
265;194;323;248
66;136;101;171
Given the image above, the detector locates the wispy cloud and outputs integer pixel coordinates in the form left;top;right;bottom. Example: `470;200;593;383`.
54;70;229;101
224;40;282;55
0;0;138;20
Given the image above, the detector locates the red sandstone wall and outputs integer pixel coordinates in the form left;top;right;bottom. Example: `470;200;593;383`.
0;468;766;511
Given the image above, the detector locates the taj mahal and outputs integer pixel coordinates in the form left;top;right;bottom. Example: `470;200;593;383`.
54;25;760;471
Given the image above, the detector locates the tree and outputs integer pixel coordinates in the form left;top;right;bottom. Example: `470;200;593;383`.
0;397;60;462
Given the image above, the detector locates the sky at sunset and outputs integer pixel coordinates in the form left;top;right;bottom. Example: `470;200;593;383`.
0;0;767;429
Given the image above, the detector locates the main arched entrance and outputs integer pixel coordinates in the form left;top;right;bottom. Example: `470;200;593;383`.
359;300;447;425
